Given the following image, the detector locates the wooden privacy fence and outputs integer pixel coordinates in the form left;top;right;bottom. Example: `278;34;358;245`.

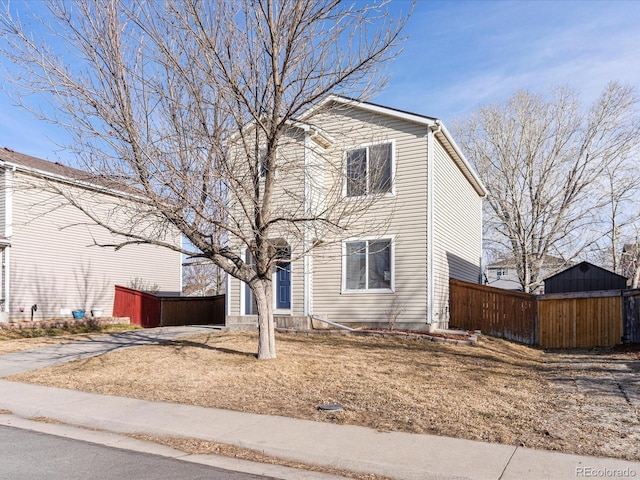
114;286;225;328
538;291;622;348
449;279;538;345
450;279;640;348
623;289;640;343
158;295;225;327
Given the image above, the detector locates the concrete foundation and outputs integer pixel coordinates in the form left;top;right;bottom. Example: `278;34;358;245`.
226;315;311;331
226;315;442;333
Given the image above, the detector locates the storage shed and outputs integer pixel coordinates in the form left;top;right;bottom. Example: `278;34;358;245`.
544;261;628;294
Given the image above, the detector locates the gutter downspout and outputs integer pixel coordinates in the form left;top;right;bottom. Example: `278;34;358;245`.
310;315;357;332
3;166;13;316
303;133;312;317
426;121;440;327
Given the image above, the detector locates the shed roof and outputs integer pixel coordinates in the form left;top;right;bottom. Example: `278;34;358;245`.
543;261;628;294
543;261;627;283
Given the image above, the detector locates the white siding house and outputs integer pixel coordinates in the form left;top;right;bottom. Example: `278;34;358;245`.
485;255;569;293
0;147;182;322
226;96;485;331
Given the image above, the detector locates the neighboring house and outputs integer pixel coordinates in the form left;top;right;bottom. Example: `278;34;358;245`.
484;258;523;291
485;255;568;293
0;147;182;322
544;261;628;294
226;96;486;331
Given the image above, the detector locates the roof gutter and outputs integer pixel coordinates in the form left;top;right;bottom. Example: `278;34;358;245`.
0;160;146;202
434;123;487;197
287;120;334;148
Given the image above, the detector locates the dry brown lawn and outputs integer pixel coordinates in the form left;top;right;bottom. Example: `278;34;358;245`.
7;331;640;461
0;324;139;354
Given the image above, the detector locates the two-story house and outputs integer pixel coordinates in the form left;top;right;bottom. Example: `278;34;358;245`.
225;96;485;331
0;147;182;322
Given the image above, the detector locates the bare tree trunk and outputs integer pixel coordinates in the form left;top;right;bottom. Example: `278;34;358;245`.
253;279;276;360
0;0;407;359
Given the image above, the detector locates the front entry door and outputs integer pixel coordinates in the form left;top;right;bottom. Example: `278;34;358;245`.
276;261;291;310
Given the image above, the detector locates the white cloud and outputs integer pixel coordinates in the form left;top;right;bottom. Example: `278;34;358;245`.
377;0;640;121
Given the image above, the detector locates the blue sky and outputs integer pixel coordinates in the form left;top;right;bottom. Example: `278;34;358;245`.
1;0;640;163
378;0;640;119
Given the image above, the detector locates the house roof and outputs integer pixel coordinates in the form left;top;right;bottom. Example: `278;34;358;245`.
0;147;139;197
487;254;567;269
0;147;92;179
300;95;487;197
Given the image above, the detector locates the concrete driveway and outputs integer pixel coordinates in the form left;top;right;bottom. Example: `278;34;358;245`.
543;346;640;460
0;325;223;377
544;346;640;411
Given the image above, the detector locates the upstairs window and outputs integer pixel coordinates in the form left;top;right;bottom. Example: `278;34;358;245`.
345;142;393;197
249;147;271;178
258;148;267;177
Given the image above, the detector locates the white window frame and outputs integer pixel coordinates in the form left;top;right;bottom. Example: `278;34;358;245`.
495;268;508;279
341;236;395;294
239;248;255;315
343;140;396;199
272;246;293;315
256;146;267;178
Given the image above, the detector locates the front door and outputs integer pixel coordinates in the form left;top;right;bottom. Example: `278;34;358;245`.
276;261;291;310
275;246;291;310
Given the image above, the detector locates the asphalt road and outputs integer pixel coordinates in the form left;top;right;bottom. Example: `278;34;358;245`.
0;425;278;480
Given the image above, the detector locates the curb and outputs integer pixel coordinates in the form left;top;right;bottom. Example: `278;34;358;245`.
0;414;350;480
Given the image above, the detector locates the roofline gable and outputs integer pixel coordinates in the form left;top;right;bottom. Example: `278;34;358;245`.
542;261;628;282
300;95;486;197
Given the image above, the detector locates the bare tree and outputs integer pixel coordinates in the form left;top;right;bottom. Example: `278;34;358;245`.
128;277;161;293
1;0;407;358
591;152;640;274
621;240;640;289
183;261;225;296
384;297;406;331
455;84;640;293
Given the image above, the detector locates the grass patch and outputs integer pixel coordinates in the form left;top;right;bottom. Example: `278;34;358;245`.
8;331;640;461
0;323;138;341
0;324;140;354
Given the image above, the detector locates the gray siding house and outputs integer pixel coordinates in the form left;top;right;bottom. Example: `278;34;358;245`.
0;147;182;322
226;96;485;331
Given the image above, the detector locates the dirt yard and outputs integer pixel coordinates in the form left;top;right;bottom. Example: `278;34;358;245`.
6;331;640;461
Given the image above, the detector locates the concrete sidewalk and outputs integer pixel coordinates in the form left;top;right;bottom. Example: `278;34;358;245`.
1;328;639;480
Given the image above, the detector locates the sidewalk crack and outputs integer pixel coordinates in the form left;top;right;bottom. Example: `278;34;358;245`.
498;446;518;480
